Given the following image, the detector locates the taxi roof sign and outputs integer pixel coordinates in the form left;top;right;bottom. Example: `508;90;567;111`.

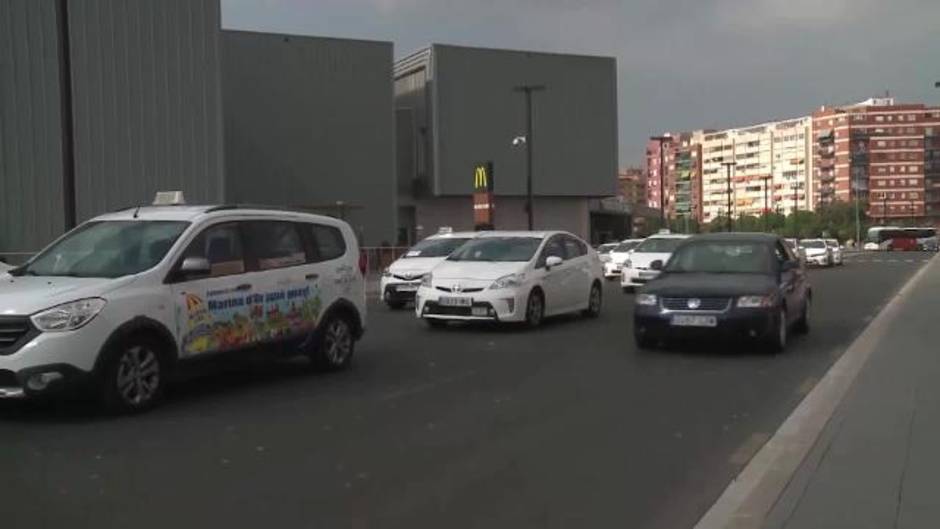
153;191;186;206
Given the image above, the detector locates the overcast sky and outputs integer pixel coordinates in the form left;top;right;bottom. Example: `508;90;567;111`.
222;0;940;167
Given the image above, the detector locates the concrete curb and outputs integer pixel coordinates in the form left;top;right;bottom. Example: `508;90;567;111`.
694;255;938;529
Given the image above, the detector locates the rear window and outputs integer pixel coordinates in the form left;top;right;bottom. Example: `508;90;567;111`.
634;237;685;253
307;224;347;262
404;237;471;258
244;222;307;270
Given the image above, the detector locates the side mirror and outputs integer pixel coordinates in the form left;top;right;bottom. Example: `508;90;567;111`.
650;260;664;271
178;256;211;279
545;255;563;269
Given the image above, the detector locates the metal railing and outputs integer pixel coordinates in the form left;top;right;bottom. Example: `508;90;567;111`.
360;246;410;278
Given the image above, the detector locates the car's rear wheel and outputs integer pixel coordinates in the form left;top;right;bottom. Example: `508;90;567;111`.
524;290;545;328
583;282;602;318
99;334;167;414
310;315;355;371
767;307;788;353
794;297;810;335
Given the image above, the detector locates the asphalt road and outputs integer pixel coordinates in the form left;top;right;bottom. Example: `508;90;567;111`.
0;252;933;529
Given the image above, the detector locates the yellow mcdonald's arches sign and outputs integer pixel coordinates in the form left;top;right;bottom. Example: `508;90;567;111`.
473;162;494;191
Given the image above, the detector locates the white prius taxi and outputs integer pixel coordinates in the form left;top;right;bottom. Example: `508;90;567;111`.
415;231;604;327
0;192;366;412
620;232;690;290
380;229;478;309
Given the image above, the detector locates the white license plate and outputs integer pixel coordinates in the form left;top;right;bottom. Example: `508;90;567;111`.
439;296;472;307
471;307;489;317
396;284;418;292
671;315;717;327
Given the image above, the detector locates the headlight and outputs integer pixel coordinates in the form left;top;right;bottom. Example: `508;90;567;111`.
490;273;525;290
31;298;107;332
635;294;657;306
420;273;432;287
737;295;775;308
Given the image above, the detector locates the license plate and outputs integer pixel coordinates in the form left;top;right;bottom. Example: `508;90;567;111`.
471;307;489;317
671;315;717;327
439;296;472;307
396;284;418;292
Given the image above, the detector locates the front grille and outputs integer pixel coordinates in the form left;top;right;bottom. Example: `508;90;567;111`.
0;370;18;387
424;302;493;317
393;274;423;281
435;286;484;294
0;317;34;355
662;297;731;312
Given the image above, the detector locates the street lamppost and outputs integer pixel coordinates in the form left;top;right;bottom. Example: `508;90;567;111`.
721;161;737;232
853;170;861;249
513;84;546;230
651;136;671;227
763;175;772;232
882;192;888;224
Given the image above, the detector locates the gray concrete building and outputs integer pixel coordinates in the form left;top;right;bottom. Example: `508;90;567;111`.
221;30;397;247
0;0;224;259
394;44;619;244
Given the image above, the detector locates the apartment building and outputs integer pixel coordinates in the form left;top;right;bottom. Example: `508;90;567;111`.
618;167;647;207
812;98;940;223
645;133;703;221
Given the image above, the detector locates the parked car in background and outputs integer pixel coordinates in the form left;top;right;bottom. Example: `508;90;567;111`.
415;231;603;328
825;239;844;266
597;243;620;263
620;234;690;291
799;239;833;267
633;233;811;352
380;231;478;309
603;238;643;279
0;193;366;413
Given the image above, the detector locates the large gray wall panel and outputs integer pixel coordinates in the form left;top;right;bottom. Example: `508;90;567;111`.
0;0;66;255
222;31;396;246
68;0;224;220
432;45;617;198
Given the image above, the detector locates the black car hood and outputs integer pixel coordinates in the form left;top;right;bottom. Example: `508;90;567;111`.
641;272;777;297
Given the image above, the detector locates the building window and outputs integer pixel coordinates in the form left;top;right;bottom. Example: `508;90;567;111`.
900;193;907;199
877;140;886;147
877;180;885;186
907;127;916;134
875;116;884;122
878;167;886;173
909;115;917;121
887;115;894;122
901;166;907;173
910;179;918;185
910;165;919;172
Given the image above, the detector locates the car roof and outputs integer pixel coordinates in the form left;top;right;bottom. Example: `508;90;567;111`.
89;205;345;226
689;232;781;244
426;231;480;240
475;230;560;239
644;233;691;240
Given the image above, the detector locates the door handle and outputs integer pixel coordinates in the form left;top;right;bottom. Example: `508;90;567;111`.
235;283;252;291
305;273;320;280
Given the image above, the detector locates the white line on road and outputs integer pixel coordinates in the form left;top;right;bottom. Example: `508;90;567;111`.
694;252;938;529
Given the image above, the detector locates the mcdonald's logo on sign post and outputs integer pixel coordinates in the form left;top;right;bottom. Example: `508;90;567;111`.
473;162;494;192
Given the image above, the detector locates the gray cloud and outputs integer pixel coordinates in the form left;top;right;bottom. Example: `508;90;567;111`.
222;0;940;166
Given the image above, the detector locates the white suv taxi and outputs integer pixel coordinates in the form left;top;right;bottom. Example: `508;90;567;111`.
415;231;604;327
0;195;366;412
380;230;478;309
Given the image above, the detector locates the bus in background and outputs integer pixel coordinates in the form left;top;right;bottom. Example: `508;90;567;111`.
865;226;938;251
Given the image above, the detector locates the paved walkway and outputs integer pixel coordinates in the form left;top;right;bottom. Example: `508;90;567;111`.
763;254;940;528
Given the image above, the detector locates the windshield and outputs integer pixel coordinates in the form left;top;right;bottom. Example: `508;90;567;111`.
801;240;826;249
447;237;542;262
598;244;618;254
615;241;640;252
403;237;471;258
17;221;189;278
665;241;773;274
634;238;685;253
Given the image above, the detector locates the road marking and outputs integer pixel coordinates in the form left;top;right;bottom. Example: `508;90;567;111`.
873;259;883;262
378;370;478;402
905;259;914;263
730;433;772;466
694;253;938;529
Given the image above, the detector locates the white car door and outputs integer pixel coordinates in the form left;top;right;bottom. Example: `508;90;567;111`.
536;235;569;315
562;235;592;309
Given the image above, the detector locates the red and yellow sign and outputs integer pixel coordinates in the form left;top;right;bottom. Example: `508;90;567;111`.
473;162;495;228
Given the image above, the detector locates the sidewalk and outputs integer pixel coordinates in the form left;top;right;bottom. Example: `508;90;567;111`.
763;255;940;529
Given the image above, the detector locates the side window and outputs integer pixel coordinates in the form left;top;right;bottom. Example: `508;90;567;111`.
775;241;792;263
181;223;246;278
308;224;347;262
244;222;307;271
563;236;587;258
537;236;566;268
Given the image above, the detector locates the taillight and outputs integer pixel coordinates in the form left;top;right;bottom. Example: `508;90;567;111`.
358;251;367;275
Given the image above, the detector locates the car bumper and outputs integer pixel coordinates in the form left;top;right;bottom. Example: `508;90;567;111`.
415;286;527;323
603;263;622;277
805;255;830;266
381;277;421;303
621;268;661;287
634;306;776;343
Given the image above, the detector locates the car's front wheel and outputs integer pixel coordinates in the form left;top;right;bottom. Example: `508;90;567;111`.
524;289;545;328
766;307;788;353
99;334;167;413
794;297;810;335
583;282;602;318
310;315;356;371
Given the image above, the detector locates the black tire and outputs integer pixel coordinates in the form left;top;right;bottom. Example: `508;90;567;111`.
583;282;603;318
98;334;168;414
385;300;407;310
524;289;545;328
310;315;356;371
424;318;447;329
794;297;810;335
766;307;788;353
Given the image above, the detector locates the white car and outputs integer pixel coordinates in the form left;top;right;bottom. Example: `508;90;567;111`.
620;234;690;290
415;231;604;327
380;231;478;309
596;243;619;263
0;194;366;412
863;241;880;251
825;239;844;266
603;239;643;279
800;239;833;267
